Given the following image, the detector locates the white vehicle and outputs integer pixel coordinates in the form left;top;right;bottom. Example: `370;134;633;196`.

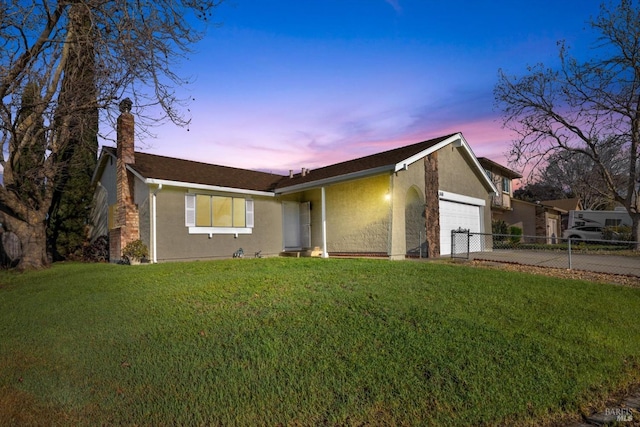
568;208;631;229
562;225;604;241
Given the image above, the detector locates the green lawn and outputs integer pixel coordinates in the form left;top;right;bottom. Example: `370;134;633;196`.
1;258;639;426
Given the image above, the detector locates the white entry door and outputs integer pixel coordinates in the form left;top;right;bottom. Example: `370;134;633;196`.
283;202;312;250
547;218;558;244
283;202;300;249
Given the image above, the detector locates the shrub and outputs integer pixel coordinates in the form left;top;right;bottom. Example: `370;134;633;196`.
492;219;508;235
508;226;523;244
492;220;509;247
122;239;148;263
603;225;633;241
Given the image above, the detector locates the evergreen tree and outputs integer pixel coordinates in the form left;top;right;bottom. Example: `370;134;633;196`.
47;3;98;260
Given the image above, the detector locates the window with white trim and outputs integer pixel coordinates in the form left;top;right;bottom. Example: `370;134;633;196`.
502;177;510;193
185;194;254;230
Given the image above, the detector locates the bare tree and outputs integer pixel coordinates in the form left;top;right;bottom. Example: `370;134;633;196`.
495;0;640;245
0;0;223;269
540;150;621;210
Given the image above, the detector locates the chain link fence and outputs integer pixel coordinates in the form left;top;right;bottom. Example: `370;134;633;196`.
451;230;640;277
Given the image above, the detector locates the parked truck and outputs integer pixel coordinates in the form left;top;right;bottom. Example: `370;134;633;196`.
568;208;631;229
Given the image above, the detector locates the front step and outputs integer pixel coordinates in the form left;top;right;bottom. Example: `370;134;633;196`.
280;247;323;258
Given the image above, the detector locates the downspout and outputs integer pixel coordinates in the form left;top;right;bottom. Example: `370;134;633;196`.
321;186;329;258
152;184;163;263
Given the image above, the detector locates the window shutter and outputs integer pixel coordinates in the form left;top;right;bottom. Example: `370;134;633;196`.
185;193;196;227
245;199;254;228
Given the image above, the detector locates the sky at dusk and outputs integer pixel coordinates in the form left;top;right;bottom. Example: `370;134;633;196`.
129;0;607;178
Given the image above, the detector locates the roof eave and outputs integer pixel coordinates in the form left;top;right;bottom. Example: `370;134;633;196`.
144;177;276;197
394;133;499;196
478;157;523;179
276;165;395;194
393;134;461;172
91;148;117;186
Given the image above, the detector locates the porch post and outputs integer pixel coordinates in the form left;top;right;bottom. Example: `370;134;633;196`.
321;186;329;258
151;184;163;263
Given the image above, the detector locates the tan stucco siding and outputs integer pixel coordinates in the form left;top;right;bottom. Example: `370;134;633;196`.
389;160;426;258
153;188;283;261
504;199;537;236
436;145;493;233
324;174;391;253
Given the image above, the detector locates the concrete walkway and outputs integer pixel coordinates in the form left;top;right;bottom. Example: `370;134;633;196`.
466;250;640;277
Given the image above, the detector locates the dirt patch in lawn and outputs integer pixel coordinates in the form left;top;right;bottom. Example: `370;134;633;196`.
467;259;640;288
0;386;82;426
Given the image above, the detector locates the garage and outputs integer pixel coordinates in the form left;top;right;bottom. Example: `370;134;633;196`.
439;191;485;255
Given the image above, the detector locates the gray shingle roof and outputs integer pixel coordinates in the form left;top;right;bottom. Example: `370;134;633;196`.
101;147;283;192
100;133;460;192
275;134;455;189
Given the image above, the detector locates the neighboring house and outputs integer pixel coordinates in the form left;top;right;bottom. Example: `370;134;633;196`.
504;199;564;242
477;157;580;241
91;104;498;262
477;157;522;224
542;198;582;231
501;197;581;242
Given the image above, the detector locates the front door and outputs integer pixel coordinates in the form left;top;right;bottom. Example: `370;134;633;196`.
283;202;300;249
547;218;558;244
283;201;311;250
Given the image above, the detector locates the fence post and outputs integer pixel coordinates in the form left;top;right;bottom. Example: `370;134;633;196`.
451;229;455;258
466;229;471;259
568;238;572;270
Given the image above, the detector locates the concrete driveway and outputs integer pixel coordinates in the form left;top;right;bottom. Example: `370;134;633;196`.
466;250;640;277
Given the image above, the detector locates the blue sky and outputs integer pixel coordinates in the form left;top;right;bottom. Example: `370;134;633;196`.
138;0;606;176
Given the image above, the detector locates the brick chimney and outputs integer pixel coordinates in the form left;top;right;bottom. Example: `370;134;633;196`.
117;98;135;164
110;98;140;262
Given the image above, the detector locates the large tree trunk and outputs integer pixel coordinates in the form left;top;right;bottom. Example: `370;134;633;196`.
424;153;440;257
2;212;49;270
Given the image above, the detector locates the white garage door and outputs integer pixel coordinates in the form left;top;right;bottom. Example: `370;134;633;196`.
439;199;481;255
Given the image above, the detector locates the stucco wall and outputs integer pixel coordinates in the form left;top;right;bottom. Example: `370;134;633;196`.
436;145;493;234
389;160;427;259
153;188;283;261
505;199;537;236
322;174;391;254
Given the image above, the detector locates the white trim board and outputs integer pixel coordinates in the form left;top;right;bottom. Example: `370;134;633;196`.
438;190;486;207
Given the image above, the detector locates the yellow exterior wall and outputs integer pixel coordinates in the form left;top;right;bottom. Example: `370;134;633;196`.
389;160;426;259
322;174;391;254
